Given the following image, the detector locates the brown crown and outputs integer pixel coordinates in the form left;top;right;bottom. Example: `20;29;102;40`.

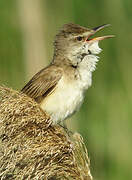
60;23;90;35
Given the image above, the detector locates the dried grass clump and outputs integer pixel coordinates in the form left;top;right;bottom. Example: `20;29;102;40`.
0;86;93;180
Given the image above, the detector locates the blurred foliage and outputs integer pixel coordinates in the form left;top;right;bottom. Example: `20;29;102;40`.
0;0;132;180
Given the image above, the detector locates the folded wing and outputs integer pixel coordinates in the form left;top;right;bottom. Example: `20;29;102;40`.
21;65;63;103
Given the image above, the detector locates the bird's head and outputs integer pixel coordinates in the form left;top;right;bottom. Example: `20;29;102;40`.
54;23;114;67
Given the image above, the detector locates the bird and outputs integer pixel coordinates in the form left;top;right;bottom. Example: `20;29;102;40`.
21;23;114;125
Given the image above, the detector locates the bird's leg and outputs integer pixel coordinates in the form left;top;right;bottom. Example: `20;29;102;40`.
59;121;73;136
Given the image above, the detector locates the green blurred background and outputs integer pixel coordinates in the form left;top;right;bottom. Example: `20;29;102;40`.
0;0;132;179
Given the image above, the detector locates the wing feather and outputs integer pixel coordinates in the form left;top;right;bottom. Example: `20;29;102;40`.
21;65;63;103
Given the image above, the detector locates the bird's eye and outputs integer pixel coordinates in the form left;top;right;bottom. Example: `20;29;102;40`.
77;36;83;41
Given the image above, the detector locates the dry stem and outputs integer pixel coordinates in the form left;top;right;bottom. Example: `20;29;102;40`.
0;86;92;180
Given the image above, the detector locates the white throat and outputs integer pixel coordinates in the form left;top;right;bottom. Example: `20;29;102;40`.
68;41;102;68
75;41;102;89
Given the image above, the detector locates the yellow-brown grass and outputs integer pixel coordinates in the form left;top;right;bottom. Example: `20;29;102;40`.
0;86;92;180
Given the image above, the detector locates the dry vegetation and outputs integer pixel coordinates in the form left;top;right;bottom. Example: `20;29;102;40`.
0;86;92;180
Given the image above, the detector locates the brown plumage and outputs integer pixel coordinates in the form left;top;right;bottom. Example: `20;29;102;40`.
21;23;114;123
21;64;63;103
60;23;90;35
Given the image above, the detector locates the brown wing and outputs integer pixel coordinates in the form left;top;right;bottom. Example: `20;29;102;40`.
21;65;63;103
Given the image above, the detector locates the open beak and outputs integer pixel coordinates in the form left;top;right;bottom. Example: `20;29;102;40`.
86;24;115;42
